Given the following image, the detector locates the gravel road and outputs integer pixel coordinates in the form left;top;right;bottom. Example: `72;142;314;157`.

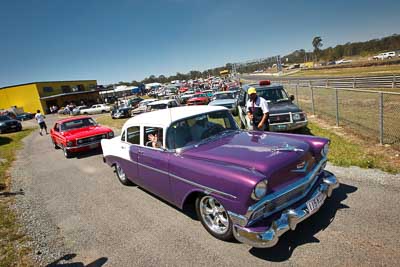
10;115;400;266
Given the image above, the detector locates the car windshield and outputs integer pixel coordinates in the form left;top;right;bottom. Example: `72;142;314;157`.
147;104;167;111
214;93;235;100
61;118;97;131
194;93;207;98
167;110;238;149
257;88;289;103
0;116;11;121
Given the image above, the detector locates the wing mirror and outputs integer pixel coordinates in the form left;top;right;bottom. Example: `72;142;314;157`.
290;95;295;101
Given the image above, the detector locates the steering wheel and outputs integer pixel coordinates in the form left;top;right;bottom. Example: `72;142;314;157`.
200;124;225;139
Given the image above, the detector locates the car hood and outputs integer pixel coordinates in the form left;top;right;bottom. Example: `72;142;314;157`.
269;101;302;114
209;99;236;105
182;131;317;191
62;126;111;139
0;119;19;124
188;97;208;102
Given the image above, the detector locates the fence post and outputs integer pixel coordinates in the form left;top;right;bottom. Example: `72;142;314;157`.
353;77;356;89
295;83;299;106
379;92;384;145
326;79;329;88
311;86;315;115
335;89;339;126
393;75;396;88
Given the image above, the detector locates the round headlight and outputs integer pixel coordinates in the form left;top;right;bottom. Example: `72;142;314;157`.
67;141;73;147
77;139;83;144
251;180;268;200
321;143;329;157
102;134;106;138
108;131;114;138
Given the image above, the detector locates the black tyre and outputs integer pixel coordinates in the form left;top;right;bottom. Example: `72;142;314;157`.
63;146;73;158
52;138;59;149
195;195;233;241
114;163;133;186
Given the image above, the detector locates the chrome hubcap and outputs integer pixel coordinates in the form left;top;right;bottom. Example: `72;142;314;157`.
116;164;126;181
199;196;229;234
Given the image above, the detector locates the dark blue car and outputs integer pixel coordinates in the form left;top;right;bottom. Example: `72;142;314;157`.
0;115;22;134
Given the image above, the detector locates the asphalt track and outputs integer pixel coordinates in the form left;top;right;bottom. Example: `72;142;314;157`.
11;115;400;266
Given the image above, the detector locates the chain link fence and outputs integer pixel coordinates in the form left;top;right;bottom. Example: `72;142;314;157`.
284;84;400;148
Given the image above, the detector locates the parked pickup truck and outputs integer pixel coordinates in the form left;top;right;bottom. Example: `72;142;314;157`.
80;104;111;115
237;80;308;132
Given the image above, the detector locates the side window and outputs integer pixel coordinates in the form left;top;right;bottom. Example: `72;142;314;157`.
127;126;140;145
170;101;177;107
121;130;126;142
54;123;59;132
143;127;163;149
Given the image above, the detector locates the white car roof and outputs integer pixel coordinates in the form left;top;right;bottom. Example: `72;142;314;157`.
213;91;234;95
141;98;157;103
148;99;176;106
123;106;227;129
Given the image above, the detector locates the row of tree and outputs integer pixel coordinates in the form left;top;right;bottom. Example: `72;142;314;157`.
111;34;400;86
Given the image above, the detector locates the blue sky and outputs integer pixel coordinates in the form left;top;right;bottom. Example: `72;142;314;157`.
1;0;399;87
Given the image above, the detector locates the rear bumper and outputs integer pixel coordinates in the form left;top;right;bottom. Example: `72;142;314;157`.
232;171;338;248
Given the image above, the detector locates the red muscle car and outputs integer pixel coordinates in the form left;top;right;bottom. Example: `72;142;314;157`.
186;93;209;105
50;116;114;158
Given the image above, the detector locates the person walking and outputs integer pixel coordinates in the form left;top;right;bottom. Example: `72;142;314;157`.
246;87;269;131
35;110;48;135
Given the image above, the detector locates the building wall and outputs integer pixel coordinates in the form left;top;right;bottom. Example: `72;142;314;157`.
36;80;97;98
36;81;98;113
0;84;43;113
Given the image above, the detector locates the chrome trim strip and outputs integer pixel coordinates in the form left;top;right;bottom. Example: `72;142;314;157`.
136;162;237;200
245;158;327;222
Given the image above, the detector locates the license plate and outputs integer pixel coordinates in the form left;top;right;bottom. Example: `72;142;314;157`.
11;125;16;128
89;143;99;149
306;192;326;213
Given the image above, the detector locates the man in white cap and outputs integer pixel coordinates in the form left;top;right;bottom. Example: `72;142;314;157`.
246;87;269;131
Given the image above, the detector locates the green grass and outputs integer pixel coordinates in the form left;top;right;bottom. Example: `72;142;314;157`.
288;64;400;77
96;114;127;130
0;128;35;267
298;121;398;173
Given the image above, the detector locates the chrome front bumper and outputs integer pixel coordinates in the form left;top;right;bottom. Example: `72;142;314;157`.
233;172;338;248
269;120;308;132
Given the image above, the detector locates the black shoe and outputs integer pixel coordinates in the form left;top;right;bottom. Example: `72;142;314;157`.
39;132;43;136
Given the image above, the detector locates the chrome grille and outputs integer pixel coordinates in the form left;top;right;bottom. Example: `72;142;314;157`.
77;134;105;145
269;114;291;123
250;160;325;222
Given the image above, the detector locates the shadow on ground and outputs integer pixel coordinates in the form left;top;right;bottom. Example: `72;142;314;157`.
46;253;107;267
0;189;25;197
74;148;104;159
249;182;357;262
0;136;12;146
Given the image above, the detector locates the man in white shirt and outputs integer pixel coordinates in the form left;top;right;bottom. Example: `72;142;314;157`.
246;87;269;131
35;110;48;135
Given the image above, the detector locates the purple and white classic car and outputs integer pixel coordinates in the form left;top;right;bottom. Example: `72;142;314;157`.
101;106;339;247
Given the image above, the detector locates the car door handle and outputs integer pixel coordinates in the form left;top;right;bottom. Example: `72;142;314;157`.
121;146;126;149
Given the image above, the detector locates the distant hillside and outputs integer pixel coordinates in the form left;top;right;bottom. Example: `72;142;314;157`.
282;34;400;64
113;34;400;86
